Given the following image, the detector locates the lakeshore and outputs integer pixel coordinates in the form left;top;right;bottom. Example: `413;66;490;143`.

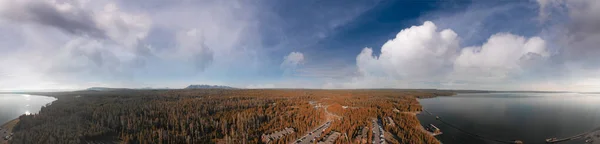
0;94;56;144
0;94;56;124
0;118;19;144
417;93;600;144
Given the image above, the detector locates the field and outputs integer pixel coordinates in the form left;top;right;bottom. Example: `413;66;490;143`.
10;89;453;144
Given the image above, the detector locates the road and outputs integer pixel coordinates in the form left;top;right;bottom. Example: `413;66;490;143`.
547;127;600;143
584;129;600;144
0;119;18;144
0;127;12;144
295;121;332;144
372;119;385;144
0;127;9;144
323;105;341;121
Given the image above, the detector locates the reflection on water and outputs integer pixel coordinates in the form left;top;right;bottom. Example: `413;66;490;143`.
417;93;600;144
0;94;56;125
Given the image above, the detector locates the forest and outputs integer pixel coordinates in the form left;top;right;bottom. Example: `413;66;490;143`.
9;89;454;144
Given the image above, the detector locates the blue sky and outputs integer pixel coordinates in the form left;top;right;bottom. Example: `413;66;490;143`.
0;0;599;92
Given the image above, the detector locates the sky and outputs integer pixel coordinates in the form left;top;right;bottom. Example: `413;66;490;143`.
0;0;599;92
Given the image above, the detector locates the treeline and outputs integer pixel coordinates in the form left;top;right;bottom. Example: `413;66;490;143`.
10;89;452;144
320;90;449;144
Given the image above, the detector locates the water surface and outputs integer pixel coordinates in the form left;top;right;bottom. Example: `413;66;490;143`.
417;93;600;144
0;94;57;125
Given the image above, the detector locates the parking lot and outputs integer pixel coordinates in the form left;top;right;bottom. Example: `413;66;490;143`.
295;121;332;144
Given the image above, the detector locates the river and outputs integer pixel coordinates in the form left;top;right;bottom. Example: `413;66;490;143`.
0;94;57;125
417;93;600;144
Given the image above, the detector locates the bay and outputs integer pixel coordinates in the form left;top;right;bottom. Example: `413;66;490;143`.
417;93;600;144
0;94;57;125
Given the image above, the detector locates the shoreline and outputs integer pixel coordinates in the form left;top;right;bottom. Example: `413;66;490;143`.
414;97;441;144
1;118;19;144
0;93;56;144
0;118;19;128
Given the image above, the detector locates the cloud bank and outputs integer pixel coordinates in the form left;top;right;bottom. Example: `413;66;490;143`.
452;33;548;82
336;0;600;91
339;19;584;91
0;0;262;90
0;0;106;38
1;0;599;92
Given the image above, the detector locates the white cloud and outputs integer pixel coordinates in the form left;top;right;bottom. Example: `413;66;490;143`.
0;0;266;90
452;33;548;82
0;0;248;90
347;21;556;90
356;21;459;80
2;0;599;92
281;52;305;72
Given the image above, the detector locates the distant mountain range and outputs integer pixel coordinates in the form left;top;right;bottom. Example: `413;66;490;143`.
138;87;172;90
85;87;130;91
84;87;173;91
184;85;236;89
82;85;235;91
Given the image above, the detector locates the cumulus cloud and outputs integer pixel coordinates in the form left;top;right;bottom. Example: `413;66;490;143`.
281;52;305;73
356;21;459;80
335;1;600;91
2;0;599;92
346;21;554;90
452;33;548;82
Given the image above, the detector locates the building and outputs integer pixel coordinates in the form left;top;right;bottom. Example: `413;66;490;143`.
261;127;295;143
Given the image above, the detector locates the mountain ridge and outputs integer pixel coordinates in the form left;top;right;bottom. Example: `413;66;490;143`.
184;85;236;89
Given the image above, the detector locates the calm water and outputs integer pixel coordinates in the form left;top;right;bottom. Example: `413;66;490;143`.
0;94;57;125
417;93;600;144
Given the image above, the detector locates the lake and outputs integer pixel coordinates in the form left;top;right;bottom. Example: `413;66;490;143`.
417;93;600;144
0;94;57;125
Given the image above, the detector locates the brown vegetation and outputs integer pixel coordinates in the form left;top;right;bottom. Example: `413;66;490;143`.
10;89;453;144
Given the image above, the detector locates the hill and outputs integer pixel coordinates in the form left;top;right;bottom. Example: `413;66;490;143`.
84;87;130;91
184;85;236;89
